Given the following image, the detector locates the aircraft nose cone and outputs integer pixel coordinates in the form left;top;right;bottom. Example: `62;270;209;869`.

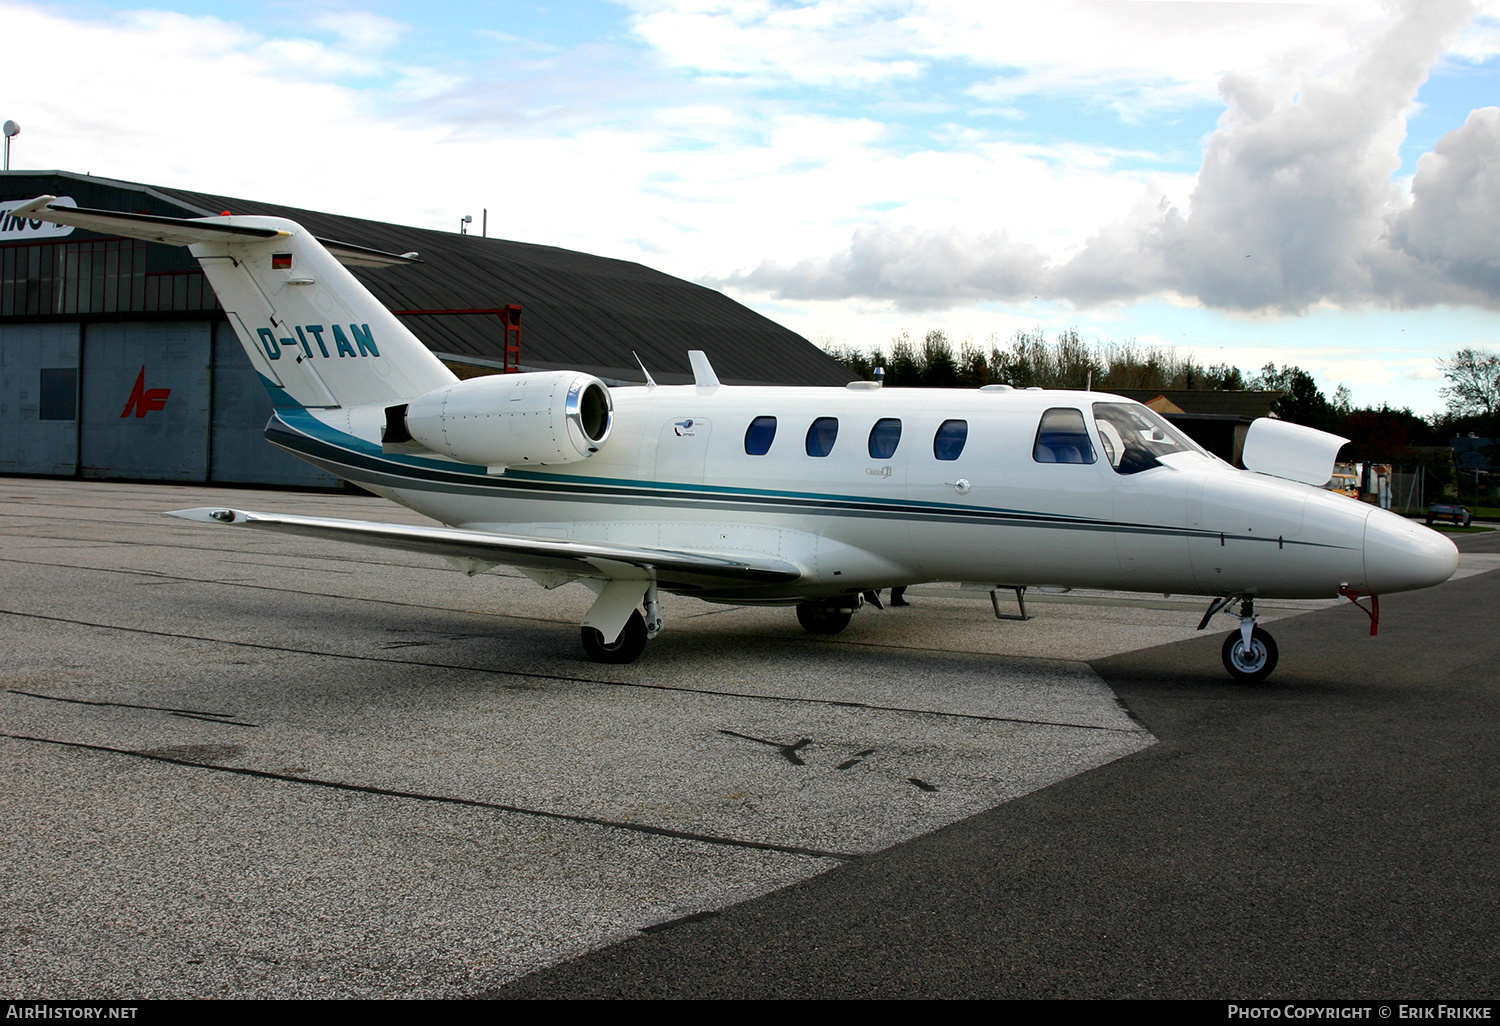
1363;510;1459;594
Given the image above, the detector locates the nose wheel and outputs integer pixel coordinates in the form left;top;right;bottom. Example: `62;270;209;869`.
1221;625;1278;683
1200;597;1280;682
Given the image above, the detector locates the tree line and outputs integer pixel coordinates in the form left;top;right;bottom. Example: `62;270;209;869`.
821;328;1500;466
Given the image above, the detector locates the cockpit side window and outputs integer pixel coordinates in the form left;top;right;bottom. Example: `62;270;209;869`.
1033;408;1096;464
806;417;839;457
744;416;777;456
868;418;902;459
1091;402;1199;474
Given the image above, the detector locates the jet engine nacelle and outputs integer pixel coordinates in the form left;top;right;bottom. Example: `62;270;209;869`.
402;370;614;467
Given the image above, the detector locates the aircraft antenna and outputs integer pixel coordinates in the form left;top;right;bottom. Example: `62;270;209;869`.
633;351;657;388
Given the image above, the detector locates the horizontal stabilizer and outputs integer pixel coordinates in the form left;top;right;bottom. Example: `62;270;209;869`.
12;197;421;267
9;196;286;245
165;508;804;590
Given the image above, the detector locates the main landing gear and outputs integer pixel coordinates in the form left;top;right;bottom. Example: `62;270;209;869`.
581;609;648;664
580;582;662;664
1199;596;1279;683
798;594;870;633
795;596;860;635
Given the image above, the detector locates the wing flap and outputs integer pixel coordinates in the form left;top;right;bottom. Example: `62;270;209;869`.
165;507;804;589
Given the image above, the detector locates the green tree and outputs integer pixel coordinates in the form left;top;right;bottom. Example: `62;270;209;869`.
1438;348;1500;456
885;331;921;386
1252;363;1337;431
920;330;961;387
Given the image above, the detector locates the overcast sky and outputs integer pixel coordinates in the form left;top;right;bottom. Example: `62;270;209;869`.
4;0;1500;414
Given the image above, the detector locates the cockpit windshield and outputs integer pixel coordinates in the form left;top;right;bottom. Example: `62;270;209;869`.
1091;402;1204;474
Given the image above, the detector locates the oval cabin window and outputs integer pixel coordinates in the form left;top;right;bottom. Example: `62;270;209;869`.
868;418;902;459
806;417;839;457
744;416;777;456
933;419;968;461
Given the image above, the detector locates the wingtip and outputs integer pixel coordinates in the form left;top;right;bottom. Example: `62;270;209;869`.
10;195;57;219
164;507;242;524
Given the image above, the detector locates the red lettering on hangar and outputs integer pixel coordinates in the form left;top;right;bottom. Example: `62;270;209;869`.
120;366;170;418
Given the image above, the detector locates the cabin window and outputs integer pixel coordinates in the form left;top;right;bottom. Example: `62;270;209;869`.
744;416;777;456
933;419;968;461
868;418;902;459
1092;402;1198;474
805;417;839;457
1033;408;1096;464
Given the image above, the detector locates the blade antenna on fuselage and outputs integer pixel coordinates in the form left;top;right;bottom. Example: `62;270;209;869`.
633;351;657;389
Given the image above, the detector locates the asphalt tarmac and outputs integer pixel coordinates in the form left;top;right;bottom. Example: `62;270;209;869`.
2;479;1494;999
499;529;1500;999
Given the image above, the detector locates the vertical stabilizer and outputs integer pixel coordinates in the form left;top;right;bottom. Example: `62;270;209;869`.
192;224;455;409
7;197;457;410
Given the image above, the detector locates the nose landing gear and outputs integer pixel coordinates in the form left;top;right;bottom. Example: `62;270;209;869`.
1199;596;1279;683
1222;622;1278;682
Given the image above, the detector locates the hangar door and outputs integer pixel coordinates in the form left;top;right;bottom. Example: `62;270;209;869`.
0;322;82;475
211;321;338;487
81;321;210;481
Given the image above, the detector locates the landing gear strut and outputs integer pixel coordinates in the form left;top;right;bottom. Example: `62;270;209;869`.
1200;596;1279;683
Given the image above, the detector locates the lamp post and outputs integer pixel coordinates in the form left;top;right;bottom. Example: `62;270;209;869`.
2;122;17;171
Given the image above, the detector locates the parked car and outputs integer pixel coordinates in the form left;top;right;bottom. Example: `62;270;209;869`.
1427;502;1473;527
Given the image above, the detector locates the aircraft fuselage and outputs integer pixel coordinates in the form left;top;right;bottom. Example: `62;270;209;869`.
265;382;1455;606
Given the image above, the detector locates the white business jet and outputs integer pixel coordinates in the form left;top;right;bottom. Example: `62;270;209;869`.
13;196;1459;681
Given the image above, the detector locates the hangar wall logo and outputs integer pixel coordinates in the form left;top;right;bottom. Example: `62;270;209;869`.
0;196;76;239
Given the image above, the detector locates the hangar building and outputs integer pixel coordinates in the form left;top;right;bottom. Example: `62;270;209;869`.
1;170;851;487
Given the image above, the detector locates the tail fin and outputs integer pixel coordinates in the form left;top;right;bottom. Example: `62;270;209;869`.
10;196;456;409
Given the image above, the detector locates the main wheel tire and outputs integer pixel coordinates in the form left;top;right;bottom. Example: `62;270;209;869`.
796;599;854;635
1222;626;1278;683
581;609;648;664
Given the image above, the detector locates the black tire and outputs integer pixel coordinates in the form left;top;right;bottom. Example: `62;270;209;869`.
1222;626;1278;683
581;609;648;664
796;598;855;635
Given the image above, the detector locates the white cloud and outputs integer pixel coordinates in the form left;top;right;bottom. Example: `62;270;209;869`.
1389;106;1500;298
620;0;1399;116
622;0;926;85
306;10;406;54
728;0;1499;315
3;0;1498;413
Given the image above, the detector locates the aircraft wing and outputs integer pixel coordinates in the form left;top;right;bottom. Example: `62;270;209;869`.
165;507;804;590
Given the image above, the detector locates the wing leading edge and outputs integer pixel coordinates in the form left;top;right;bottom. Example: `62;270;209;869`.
165;507;804;591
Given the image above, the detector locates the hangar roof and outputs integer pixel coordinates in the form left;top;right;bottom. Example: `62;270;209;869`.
1;170;853;387
1112;389;1279;422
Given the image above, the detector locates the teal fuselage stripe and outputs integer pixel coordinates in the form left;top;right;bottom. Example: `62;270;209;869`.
264;410;1343;550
